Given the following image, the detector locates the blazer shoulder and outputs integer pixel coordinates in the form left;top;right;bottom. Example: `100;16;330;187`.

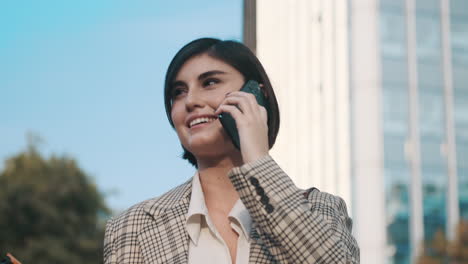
305;188;348;208
104;179;192;264
305;187;353;230
108;198;153;230
107;178;192;231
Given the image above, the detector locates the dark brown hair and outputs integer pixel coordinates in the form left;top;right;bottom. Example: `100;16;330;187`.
164;38;280;167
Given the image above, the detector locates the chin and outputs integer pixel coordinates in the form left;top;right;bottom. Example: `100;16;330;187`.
185;138;238;159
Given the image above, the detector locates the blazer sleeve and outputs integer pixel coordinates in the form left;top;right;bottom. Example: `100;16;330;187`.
228;155;360;264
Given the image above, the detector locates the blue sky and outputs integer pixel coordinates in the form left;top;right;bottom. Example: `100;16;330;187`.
0;0;243;211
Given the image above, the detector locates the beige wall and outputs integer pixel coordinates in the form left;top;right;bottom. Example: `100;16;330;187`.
256;0;351;208
349;0;387;262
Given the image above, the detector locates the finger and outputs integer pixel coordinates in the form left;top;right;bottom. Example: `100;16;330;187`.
216;104;243;121
217;96;268;126
227;90;258;104
216;96;253;115
228;93;268;123
259;105;268;120
226;91;258;113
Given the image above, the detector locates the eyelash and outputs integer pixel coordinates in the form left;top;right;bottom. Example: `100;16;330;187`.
203;78;220;87
172;87;186;98
171;78;220;100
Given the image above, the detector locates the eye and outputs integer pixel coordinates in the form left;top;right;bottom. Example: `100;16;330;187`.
171;87;187;99
203;78;220;87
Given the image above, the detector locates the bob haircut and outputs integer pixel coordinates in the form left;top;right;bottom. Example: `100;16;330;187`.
164;38;280;167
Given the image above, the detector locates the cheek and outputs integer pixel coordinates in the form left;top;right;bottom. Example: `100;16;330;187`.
207;90;229;108
171;105;185;128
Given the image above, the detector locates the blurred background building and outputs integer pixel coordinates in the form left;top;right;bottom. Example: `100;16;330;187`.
243;0;468;263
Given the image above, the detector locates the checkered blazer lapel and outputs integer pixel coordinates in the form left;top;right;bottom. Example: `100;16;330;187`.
139;180;192;264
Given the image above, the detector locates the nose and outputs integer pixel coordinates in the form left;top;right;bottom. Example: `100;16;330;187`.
184;89;205;112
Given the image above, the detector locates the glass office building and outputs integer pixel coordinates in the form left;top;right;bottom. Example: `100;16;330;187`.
451;0;468;221
380;1;411;262
381;0;468;262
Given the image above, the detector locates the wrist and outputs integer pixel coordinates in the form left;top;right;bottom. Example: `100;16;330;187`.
242;150;269;164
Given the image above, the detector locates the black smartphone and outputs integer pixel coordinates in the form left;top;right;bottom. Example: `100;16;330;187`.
219;80;269;150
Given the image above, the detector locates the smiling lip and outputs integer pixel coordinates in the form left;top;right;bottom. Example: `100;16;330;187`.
185;114;218;128
190;122;213;131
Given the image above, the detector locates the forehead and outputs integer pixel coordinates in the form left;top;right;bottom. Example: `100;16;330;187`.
175;53;239;81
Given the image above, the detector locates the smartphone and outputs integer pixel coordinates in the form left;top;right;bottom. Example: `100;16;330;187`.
219;80;269;150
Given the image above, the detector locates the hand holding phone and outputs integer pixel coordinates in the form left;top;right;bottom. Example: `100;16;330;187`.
218;80;269;150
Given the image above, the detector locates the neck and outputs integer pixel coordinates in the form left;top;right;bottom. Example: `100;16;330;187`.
196;155;243;215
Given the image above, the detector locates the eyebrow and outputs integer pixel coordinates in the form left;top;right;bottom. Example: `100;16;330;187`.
197;70;227;81
171;70;228;89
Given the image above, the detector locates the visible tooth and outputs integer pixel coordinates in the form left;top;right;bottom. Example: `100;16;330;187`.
190;117;217;127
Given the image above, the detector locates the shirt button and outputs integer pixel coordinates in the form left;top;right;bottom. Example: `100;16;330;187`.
260;195;269;205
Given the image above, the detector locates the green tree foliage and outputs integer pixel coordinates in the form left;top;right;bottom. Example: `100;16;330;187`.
417;220;468;264
0;144;110;263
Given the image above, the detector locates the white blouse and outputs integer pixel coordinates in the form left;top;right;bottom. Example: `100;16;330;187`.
186;173;251;264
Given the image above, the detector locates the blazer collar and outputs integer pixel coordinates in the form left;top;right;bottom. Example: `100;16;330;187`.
143;178;193;217
139;179;193;264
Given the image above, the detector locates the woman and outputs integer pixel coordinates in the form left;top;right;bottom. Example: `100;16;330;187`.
104;38;359;264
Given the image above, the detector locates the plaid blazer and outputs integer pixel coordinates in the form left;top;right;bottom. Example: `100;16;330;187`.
104;155;359;263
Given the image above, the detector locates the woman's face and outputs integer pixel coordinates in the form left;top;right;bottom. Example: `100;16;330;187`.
170;53;245;160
